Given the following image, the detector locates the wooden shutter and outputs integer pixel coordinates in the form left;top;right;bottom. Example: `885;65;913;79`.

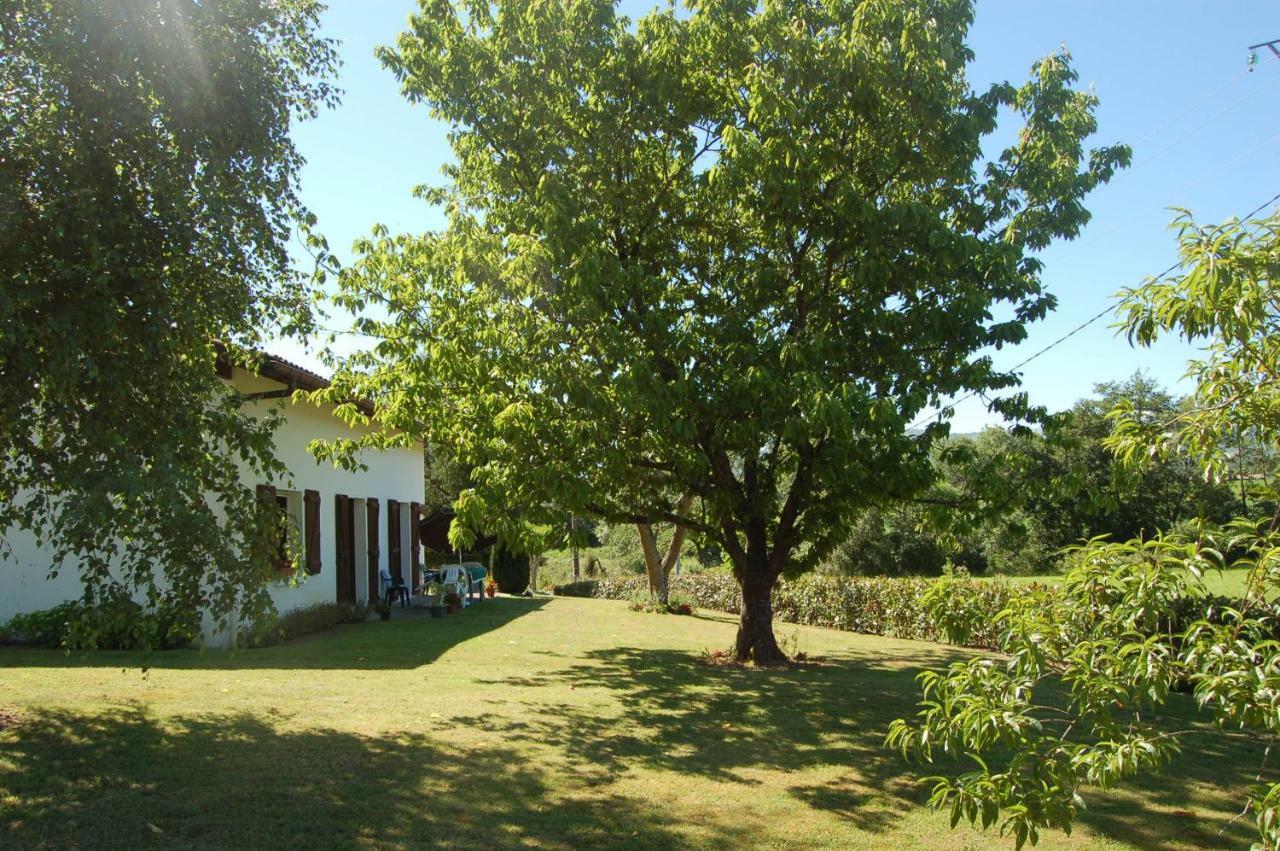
335;494;355;602
410;501;422;590
388;499;402;582
304;489;321;575
367;498;381;602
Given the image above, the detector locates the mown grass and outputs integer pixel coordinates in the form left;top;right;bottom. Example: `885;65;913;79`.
0;596;1265;849
987;567;1257;597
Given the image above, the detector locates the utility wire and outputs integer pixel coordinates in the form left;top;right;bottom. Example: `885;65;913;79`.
1131;70;1275;171
907;189;1280;432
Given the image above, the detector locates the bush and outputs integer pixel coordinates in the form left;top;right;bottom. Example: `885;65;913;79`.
627;590;668;613
238;601;369;648
551;580;599;597
557;569;1280;654
1;601;80;648
492;545;531;594
1;593;199;651
820;504;994;577
555;571;1044;650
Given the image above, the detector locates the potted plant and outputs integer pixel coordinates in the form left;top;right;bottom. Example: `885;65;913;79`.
425;581;445;618
484;577;497;598
375;600;392;621
444;590;462;614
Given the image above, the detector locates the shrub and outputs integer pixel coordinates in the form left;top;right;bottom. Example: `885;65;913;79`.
551;580;599;597
556;571;1042;650
238;601;369;648
553;570;1258;652
667;591;694;614
1;601;80;648
620;587;697;615
1;592;199;651
492;545;531;594
627;590;669;613
821;505;989;577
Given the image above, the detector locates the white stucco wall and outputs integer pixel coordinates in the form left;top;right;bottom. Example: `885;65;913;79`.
0;365;424;645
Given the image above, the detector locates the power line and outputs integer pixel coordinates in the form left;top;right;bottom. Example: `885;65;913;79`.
1024;57;1274;268
907;189;1280;432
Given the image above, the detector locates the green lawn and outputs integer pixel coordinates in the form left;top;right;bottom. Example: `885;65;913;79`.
987;567;1258;597
0;596;1263;849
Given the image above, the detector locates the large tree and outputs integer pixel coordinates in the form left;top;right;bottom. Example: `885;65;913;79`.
318;0;1124;662
0;0;337;636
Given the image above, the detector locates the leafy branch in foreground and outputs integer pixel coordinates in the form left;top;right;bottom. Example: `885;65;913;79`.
890;209;1280;848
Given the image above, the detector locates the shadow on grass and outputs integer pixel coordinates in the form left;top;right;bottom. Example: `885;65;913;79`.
0;703;749;850
0;596;548;672
472;644;1267;848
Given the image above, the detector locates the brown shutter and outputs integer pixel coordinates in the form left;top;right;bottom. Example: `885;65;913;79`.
304;489;321;575
388;499;402;582
334;494;348;602
410;501;422;590
367;498;381;602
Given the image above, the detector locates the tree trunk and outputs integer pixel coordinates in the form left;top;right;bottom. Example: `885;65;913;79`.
527;554;540;594
637;522;665;601
735;565;785;665
637;494;693;606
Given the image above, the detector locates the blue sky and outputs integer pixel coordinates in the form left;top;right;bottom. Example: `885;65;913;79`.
279;1;1280;433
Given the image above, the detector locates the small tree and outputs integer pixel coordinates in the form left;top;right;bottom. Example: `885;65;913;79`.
491;543;531;594
888;209;1280;849
318;0;1124;662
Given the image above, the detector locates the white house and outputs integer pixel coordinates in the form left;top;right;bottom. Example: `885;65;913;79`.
0;351;426;645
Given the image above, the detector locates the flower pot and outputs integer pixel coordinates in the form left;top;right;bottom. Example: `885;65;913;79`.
446;604;458;614
429;605;445;618
379;608;392;622
485;587;496;598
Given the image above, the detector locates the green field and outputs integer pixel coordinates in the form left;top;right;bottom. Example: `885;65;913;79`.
985;567;1258;598
0;596;1263;849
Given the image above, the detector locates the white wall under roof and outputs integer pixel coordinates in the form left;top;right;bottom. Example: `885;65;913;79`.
0;365;424;646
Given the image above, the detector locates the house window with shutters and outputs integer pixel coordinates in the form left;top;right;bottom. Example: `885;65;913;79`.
273;491;305;576
257;485;318;580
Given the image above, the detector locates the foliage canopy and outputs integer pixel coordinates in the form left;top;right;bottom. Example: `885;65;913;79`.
0;0;337;636
319;0;1125;661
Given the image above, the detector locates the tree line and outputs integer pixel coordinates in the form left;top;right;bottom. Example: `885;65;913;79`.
826;371;1273;578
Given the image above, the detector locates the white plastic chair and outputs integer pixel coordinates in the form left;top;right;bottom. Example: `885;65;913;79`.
437;564;471;607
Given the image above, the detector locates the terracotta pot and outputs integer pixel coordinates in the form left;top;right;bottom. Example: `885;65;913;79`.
485;587;496;598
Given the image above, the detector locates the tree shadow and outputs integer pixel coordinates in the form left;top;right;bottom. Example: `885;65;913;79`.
472;645;965;834
0;596;549;672
469;644;1267;847
0;703;751;850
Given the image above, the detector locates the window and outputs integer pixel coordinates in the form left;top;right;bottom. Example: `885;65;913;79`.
274;491;305;575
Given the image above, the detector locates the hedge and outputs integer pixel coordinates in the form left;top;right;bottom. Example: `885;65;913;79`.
237;601;371;648
553;572;1280;653
552;572;1042;650
0;595;200;651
